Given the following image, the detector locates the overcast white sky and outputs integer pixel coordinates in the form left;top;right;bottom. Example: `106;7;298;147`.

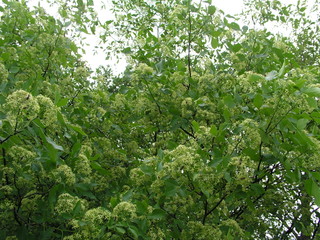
27;0;315;73
28;0;243;73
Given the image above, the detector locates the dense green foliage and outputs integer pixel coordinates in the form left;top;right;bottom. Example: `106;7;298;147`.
0;0;320;239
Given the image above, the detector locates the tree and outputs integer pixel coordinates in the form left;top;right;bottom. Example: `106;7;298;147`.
0;0;319;239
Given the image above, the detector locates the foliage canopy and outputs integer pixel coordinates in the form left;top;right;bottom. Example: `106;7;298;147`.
0;0;320;239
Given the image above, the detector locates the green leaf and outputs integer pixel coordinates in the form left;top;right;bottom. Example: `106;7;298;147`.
230;43;242;52
70;141;82;157
56;98;69;107
312;172;320;182
67;124;87;136
242;25;248;32
208;5;216;15
305;179;320;206
57;111;66;125
223;95;235;108
48;184;62;206
91;162;109;176
45;137;64;151
306;97;317;109
149;209;166;219
72;200;83;215
70;42;78;53
128;226;139;238
278;59;286;77
211;38;219;49
77;0;84;7
122;47;132;54
164;178;179;196
9;65;20;73
265;71;278;80
140;164;153;175
64;21;72;28
33;118;46;129
250;183;265;195
210;125;218;136
229;22;240;31
116;227;126;234
297;118;308;130
249;73;264;82
191;120;200;133
110;197;119;208
122;189;133;201
253;94;263;108
210;29;222;38
303;87;320;97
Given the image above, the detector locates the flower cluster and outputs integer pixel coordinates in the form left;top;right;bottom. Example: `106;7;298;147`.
51;165;76;186
147;226;166;240
8;146;35;163
112;201;137;221
84;207;111;225
220;219;244;237
135;63;153;75
4;90;39;129
169;5;187;21
181;221;222;240
0;200;16;233
273;39;289;52
36;95;58;127
74;154;92;176
0;63;8;83
181;97;194;118
66;207;111;239
130;167;150;186
55;193;87;215
240;119;261;149
161;145;203;179
163;195;195;215
228;156;257;190
21;194;41;212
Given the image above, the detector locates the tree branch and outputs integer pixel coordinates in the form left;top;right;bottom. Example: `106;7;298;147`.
311;218;320;239
202;193;227;223
180;126;196;139
0;130;22;144
1;148;9;185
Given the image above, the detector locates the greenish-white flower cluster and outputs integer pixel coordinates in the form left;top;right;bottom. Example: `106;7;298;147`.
112;201;137;220
4;90;40;129
135;63;153;75
0;63;8;83
55;193;87;215
36;95;58;127
51;165;76;186
74;154;92;176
